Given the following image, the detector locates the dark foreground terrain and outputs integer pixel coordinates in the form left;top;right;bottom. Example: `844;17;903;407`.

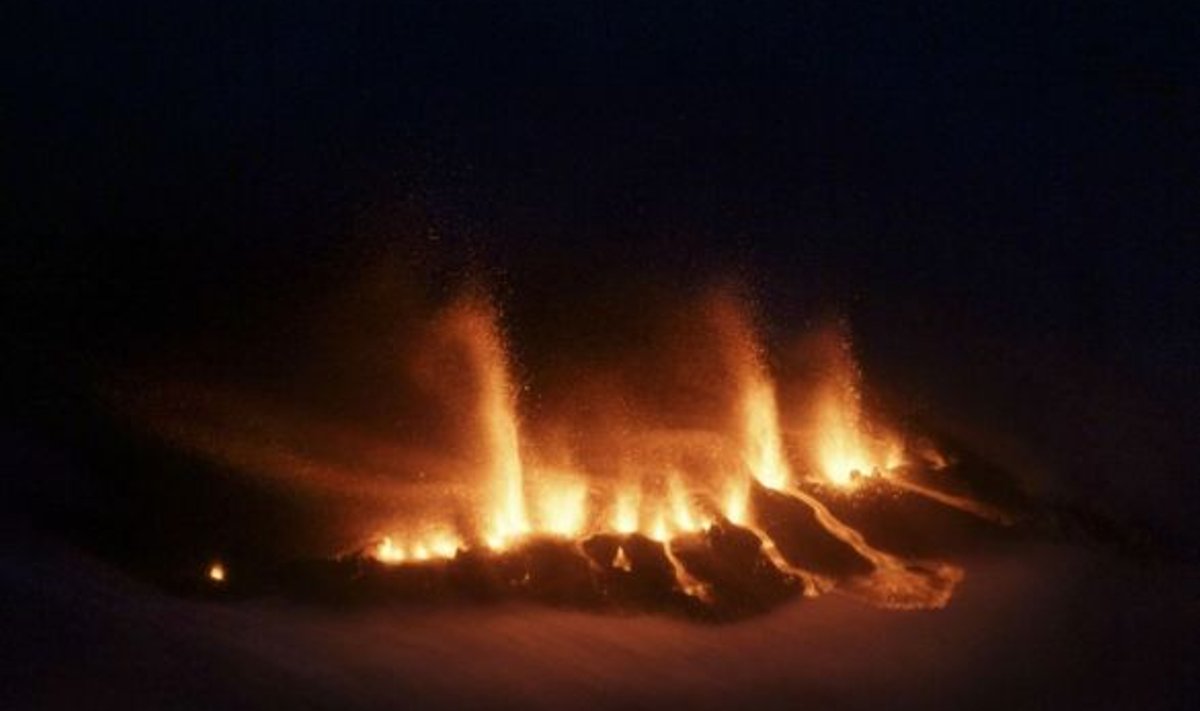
4;523;1196;711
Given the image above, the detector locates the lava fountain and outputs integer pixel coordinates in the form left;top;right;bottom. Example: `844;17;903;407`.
437;294;531;548
352;288;981;615
129;281;1016;619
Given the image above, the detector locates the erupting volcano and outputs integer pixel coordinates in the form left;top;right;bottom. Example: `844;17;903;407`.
10;5;1192;707
127;280;1025;620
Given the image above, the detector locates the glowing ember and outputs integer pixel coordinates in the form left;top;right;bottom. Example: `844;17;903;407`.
208;562;226;583
787;486;961;609
613;546;632;571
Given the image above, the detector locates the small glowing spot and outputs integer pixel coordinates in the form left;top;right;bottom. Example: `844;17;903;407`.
208;562;226;583
613;547;632;572
917;442;948;470
412;544;431;561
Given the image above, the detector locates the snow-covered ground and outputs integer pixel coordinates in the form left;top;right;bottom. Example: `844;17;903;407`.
4;530;1196;710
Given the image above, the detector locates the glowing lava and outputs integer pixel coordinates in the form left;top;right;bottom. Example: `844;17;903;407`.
359;294;972;609
612;486;641;534
741;376;791;490
374;291;964;607
135;281;995;613
803;325;904;488
532;473;588;537
444;295;532;547
374;529;462;564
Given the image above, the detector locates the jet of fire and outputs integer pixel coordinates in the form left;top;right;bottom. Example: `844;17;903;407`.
441;295;531;547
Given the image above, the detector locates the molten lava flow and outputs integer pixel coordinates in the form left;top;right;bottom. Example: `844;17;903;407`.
664;543;715;602
788;486;962;609
755;534;825;596
888;477;1015;525
798;331;1010;526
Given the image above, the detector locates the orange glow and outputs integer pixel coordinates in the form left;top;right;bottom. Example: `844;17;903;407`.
813;385;878;487
667;473;706;532
709;289;792;492
740;376;791;490
612;486;641;534
373;530;461;564
723;485;749;525
788;485;961;608
133;282;976;610
427;531;462;559
533;473;588;537
375;536;406;563
443;296;531;546
613;546;632;571
804;326;905;488
648;511;669;542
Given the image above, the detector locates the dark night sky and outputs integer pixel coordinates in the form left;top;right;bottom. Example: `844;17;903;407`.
4;3;1198;547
